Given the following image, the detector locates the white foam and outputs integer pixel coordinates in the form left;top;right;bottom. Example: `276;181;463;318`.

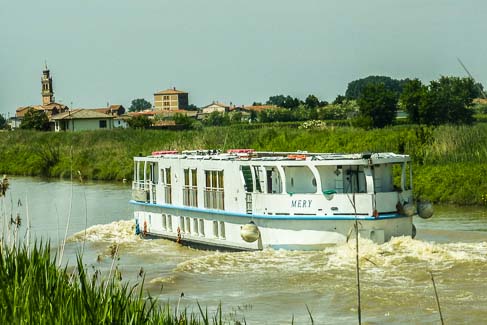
68;220;138;244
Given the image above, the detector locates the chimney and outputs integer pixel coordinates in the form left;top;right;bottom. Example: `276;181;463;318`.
173;86;176;90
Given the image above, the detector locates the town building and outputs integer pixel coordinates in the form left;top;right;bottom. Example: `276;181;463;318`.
15;64;69;129
153;87;188;111
51;109;114;132
201;102;232;114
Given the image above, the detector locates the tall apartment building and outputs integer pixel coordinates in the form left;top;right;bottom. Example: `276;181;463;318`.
153;87;189;111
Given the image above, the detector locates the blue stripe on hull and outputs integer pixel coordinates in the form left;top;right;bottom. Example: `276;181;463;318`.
129;200;405;221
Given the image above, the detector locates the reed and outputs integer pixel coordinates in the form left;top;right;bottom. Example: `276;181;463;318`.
0;241;230;324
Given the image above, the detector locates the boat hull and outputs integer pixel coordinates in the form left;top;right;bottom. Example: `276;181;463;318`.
131;200;413;251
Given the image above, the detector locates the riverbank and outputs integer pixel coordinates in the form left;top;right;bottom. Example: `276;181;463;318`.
0;124;486;205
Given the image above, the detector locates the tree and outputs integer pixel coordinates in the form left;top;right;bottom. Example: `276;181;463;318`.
129;98;152;112
0;114;6;129
346;76;407;100
357;83;397;128
204;111;230;126
400;79;425;124
173;113;193;129
230;111;243;123
186;104;199;111
420;76;476;125
266;95;302;109
333;95;346;105
127;115;152;129
304;95;320;109
20;108;50;131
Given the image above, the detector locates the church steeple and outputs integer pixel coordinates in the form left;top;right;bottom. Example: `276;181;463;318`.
41;63;54;105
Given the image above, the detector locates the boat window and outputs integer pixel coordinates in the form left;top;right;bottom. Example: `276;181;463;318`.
219;221;226;239
241;166;253;192
180;216;185;232
183;169;198;207
213;220;219;238
149;163;158;184
199;219;205;236
283;166;316;194
204;170;225;210
342;166;366;193
265;167;282;194
162;168;172;204
374;164;393;192
167;215;172;232
186;217;191;233
316;165;337;193
253;166;262;192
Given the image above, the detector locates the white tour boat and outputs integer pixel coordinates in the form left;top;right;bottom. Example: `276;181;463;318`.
130;149;432;250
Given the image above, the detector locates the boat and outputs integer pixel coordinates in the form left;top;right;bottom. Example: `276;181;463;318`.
130;149;433;251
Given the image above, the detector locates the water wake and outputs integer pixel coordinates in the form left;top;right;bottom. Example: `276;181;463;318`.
175;236;487;275
68;220;138;244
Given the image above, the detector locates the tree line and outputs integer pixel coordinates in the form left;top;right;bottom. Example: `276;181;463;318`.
10;74;486;131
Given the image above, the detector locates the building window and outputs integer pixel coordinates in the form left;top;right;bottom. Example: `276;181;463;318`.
183;168;198;207
204;170;224;209
99;120;107;128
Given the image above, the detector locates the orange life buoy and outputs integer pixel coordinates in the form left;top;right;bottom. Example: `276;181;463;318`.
287;154;306;160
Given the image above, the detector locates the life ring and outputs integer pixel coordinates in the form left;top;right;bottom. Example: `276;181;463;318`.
143;221;147;236
287;154;306;160
176;226;181;243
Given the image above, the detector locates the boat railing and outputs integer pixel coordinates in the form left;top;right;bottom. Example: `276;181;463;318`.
204;189;224;210
132;180;151;202
183;187;198;207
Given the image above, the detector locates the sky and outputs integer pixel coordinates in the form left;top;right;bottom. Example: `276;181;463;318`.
1;0;486;116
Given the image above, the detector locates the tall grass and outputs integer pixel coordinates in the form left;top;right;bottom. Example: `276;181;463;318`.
0;242;227;324
1;124;487;204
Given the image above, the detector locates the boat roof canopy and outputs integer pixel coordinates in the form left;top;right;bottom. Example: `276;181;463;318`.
134;150;411;165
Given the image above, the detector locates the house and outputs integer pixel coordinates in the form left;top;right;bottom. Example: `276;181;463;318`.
51;109;114;132
113;115;130;128
153;87;189;111
93;104;126;116
201;102;231;114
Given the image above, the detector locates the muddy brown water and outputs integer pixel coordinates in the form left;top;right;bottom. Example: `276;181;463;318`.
2;177;486;324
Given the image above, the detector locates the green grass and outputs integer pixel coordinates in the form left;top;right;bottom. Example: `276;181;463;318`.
0;242;227;324
1;124;487;205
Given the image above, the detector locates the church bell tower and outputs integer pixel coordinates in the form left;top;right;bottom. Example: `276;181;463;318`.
41;63;54;105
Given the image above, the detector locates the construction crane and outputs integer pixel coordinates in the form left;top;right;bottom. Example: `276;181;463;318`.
457;57;486;98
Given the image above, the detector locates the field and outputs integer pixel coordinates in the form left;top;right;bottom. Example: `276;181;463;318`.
1;123;486;205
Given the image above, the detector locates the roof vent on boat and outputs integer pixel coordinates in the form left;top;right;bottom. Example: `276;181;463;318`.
361;152;372;159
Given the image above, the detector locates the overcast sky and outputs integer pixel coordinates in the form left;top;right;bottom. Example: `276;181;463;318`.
1;0;486;116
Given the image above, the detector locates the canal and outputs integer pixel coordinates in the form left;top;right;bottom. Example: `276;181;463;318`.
1;177;486;323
